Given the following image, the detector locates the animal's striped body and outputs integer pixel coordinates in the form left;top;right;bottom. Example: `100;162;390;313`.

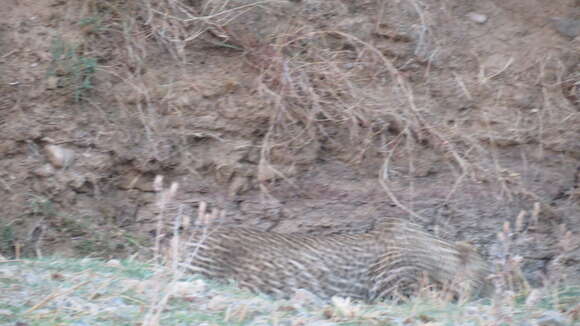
168;218;489;302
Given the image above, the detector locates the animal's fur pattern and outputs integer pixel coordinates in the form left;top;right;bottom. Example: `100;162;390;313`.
165;218;489;302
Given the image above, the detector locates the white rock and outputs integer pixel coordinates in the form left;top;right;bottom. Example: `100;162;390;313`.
289;289;322;306
33;164;56;177
207;295;231;311
170;280;207;297
105;259;121;267
45;144;75;168
467;12;488;24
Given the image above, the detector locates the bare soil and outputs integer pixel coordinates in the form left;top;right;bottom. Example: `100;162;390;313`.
1;0;579;288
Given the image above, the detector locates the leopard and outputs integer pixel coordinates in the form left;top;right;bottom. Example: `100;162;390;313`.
163;218;490;303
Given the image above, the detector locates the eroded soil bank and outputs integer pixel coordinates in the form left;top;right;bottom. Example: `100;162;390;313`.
0;0;578;287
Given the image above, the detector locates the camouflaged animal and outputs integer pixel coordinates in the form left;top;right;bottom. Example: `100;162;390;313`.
164;218;489;302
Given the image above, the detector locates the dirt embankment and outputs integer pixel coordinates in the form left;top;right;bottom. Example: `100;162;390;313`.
0;0;579;286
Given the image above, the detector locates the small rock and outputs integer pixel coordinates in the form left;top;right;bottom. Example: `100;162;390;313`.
207;295;230;311
45;144;75;168
308;319;340;326
289;289;322;306
170;280;206;297
467;12;488;24
331;297;361;318
228;175;251;196
550;18;580;39
118;172;155;192
536;311;568;326
33;164;55;177
119;279;140;292
46;76;59;90
68;172;89;191
0;140;18;155
105;259;121;267
122;279;170;296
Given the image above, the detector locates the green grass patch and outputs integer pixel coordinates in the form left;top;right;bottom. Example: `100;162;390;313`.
48;36;97;102
0;257;578;326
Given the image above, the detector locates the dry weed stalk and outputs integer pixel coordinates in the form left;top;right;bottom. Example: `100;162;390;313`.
152;175;179;263
494;219;529;296
491;205;567;299
141;0;274;61
144;175;185;326
544;223;577;308
247;28;477;196
24;281;90;314
163;201;225;272
488;203;579;317
145;175;226;326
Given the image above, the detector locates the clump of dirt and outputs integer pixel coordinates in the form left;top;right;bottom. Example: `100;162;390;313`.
0;0;579;288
